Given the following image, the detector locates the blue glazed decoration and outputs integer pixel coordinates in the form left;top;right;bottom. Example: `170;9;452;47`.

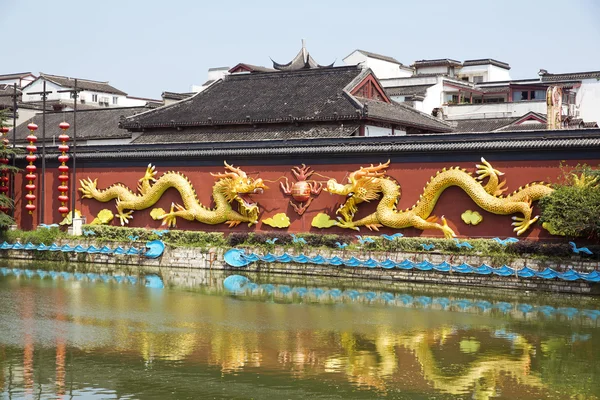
144;240;165;258
381;233;403;241
454;239;474;249
145;274;164;289
569;242;593;255
492;237;519;246
291;234;307;245
73;245;88;253
224;249;251;267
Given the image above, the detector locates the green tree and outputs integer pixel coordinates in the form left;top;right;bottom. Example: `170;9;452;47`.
539;168;600;241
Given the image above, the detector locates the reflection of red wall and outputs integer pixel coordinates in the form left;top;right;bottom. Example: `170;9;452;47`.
12;158;595;240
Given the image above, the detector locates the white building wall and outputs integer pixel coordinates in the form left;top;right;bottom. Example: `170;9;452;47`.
487;65;511;82
416;66;448;75
421;81;444;115
444;100;547;120
22;78;130;107
344;52;411;80
364;125;406;136
380;76;439;88
575;79;600;123
364;125;392;136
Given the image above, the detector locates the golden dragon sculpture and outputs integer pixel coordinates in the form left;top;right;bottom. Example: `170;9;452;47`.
79;162;267;227
325;158;553;238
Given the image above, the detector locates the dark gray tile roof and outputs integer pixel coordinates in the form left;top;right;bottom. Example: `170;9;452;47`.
353;50;407;66
229;63;277;73
31;73;128;95
13;106;147;143
272;47;334;71
38;129;600;162
363;101;453;132
0;72;34;80
541;71;600;82
412;59;461;68
386;84;434;97
123;66;452;134
132;123;359;144
463;59;510;69
452;117;517;133
162;91;195;101
123;66;364;127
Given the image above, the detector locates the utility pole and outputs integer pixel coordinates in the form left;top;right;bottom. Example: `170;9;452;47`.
57;79;80;226
28;81;53;225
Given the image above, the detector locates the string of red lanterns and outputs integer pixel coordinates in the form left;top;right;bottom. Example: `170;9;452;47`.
57;122;70;216
25;123;38;214
0;126;10;213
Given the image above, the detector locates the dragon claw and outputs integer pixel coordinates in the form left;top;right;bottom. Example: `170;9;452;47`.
117;210;134;226
226;220;242;228
365;224;383;231
511;215;539;235
336;217;360;231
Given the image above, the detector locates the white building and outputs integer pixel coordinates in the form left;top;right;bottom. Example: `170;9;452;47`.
0;72;36;88
21;73;159;111
343;50;413;80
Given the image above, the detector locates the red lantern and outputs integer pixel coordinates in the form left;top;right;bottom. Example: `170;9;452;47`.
57;122;70;216
0;124;11;213
25;124;37;214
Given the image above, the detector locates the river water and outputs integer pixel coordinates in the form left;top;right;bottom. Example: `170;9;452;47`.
0;261;598;399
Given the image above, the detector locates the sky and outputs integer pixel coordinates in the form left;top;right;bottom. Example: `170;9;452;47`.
2;0;600;99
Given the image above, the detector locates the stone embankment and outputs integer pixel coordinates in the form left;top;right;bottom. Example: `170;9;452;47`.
1;239;598;294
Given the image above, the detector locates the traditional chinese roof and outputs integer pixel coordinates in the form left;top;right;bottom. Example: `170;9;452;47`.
36;128;600;162
271;42;334;71
132;123;359;144
463;59;511;69
122;66;453;136
386;84;434;97
13;106;147;143
25;73;128;96
363;101;452;132
350;50;407;66
229;63;277;73
541;70;600;82
0;72;35;80
412;59;462;68
162;91;195;101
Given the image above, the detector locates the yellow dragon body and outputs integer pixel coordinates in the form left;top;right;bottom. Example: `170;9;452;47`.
79;162;267;227
326;159;553;238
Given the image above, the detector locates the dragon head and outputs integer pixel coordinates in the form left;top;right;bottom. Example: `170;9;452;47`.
211;162;267;221
325;161;390;221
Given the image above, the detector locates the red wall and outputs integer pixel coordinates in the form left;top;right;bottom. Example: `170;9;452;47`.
12;158;595;240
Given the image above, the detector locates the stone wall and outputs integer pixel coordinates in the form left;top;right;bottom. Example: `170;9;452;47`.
1;240;598;294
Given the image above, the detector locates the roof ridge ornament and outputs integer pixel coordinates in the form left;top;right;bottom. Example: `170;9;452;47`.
272;40;334;71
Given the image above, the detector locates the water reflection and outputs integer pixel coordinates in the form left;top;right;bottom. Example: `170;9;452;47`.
0;262;598;399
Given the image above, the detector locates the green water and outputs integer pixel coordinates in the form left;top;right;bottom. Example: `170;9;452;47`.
0;262;599;399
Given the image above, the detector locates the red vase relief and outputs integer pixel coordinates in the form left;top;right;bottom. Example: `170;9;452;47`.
280;164;323;215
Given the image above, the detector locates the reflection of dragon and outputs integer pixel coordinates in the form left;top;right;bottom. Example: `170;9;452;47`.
79;162;267;227
326;159;553;237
